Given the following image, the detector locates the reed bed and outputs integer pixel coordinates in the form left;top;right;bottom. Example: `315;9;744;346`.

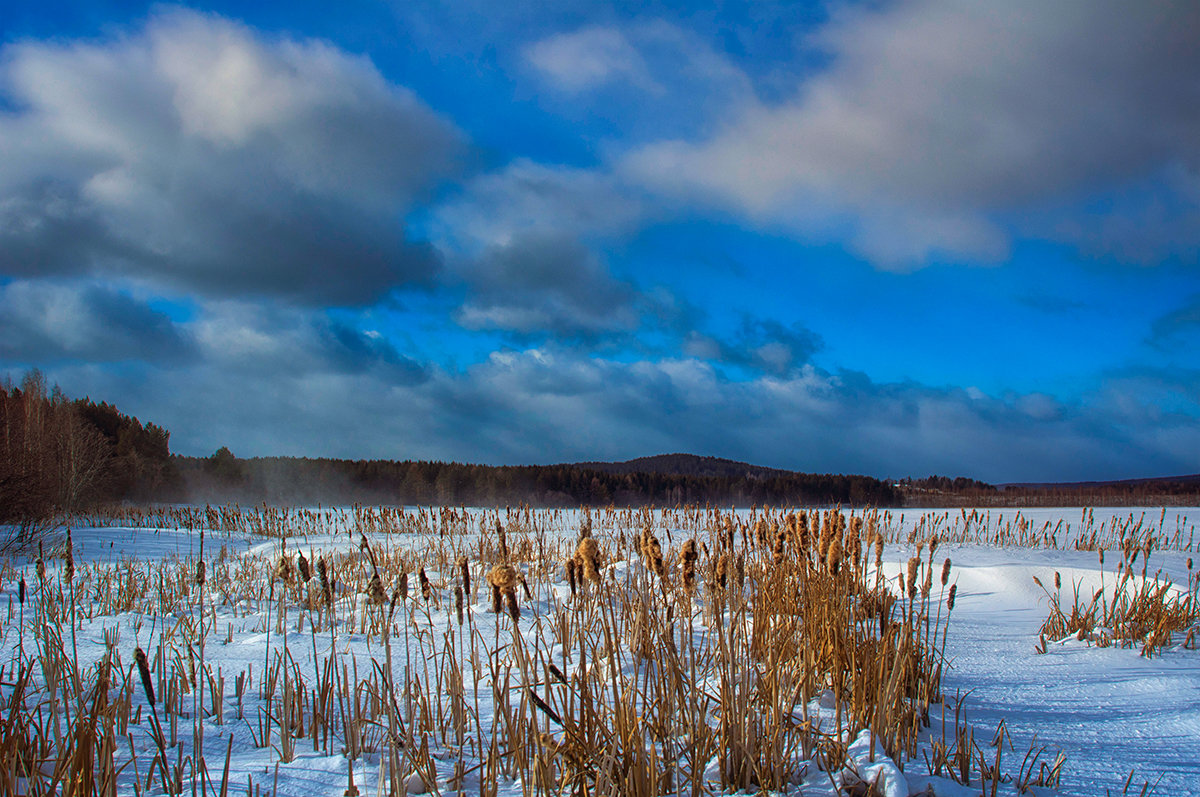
0;503;1128;795
1035;544;1199;658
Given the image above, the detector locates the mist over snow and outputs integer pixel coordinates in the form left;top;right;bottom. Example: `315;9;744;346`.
3;2;1200;482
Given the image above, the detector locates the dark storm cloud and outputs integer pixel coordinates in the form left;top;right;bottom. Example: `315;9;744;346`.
0;8;461;305
454;234;643;339
0;280;194;363
33;346;1198;482
683;318;822;376
1148;295;1200;350
191;300;428;383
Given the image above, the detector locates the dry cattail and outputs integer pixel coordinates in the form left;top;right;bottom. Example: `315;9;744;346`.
64;529;74;584
368;571;385;605
388;587;401;622
566;557;578;597
488;564;517;590
134;646;155;705
297;551;311;583
36;556;45;583
454;585;464;625
399;570;409;601
488;564;516;613
18;577;25;605
826;532;843;576
195;559;206;587
505;588;520;622
496;520;509;561
906;557;920;597
941;558;952;586
317;557;332;607
458;555;471;596
419;567;432;602
1054;571;1061;591
681;539;698;592
947;584;957;611
575;538;601;585
274;554;294;585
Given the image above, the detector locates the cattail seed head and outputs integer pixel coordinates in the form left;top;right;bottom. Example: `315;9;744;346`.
64;529;74;584
906;557;920;596
317;557;332;607
195;559;206;586
681;539;698;593
566;557;578;597
826;532;843;575
134;646;155;705
273;554;294;585
1054;571;1061;591
388;587;401;621
399;571;409;601
947;583;957;611
487;564;517;591
496;520;509;561
715;553;729;590
368;571;385;605
19;577;25;605
941;557;951;586
505;588;520;622
575;538;601;585
458;555;471;596
419;567;432;602
454;585;464;625
297;551;311;583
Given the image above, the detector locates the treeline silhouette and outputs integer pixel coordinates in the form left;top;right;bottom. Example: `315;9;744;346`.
177;453;901;508
1;371;180;531
7;370;1200;517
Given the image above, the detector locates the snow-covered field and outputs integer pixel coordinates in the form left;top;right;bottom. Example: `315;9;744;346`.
1;505;1196;796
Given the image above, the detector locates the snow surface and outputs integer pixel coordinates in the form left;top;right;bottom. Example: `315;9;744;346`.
1;506;1197;796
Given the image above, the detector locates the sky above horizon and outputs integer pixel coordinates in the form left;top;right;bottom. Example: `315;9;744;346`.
2;0;1199;483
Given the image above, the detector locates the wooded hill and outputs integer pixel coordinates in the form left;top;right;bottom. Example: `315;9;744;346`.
176;453;901;507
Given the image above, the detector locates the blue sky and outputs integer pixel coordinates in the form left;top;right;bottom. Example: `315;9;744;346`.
2;0;1199;482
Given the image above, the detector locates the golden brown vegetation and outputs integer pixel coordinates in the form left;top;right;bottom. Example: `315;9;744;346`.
11;503;1185;794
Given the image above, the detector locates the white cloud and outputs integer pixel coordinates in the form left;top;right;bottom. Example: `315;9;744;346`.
433;159;646;250
0;8;463;304
622;1;1200;267
524;27;657;93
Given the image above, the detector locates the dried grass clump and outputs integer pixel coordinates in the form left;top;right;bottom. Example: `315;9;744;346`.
1035;544;1199;657
487;564;519;616
574;537;601;585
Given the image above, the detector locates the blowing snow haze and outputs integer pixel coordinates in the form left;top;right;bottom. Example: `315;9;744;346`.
3;1;1200;483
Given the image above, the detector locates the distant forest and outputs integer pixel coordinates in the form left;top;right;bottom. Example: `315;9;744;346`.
1;371;180;529
5;371;1200;524
177;452;900;508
